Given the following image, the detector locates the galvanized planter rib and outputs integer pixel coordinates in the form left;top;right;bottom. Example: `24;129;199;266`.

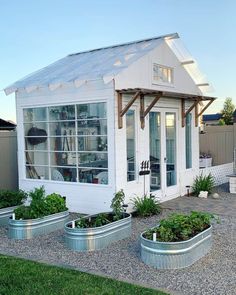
140;225;212;269
65;212;131;251
0;206;19;226
8;210;69;239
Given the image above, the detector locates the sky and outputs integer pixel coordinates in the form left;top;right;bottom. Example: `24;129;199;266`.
0;0;235;123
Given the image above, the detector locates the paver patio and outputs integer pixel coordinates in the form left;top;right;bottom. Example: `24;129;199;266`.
0;184;235;295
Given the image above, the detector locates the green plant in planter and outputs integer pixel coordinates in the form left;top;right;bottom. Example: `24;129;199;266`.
132;194;161;217
192;173;215;196
144;211;218;242
110;189;126;221
94;213;111;227
45;193;67;214
14;187;67;220
0;189;27;209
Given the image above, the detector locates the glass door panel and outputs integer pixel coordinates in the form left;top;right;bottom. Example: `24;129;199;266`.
149;112;161;191
165;113;176;187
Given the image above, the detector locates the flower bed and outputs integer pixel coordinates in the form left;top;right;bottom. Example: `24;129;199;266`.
0;190;27;225
8;187;69;239
140;211;216;269
65;189;131;251
65;212;131;251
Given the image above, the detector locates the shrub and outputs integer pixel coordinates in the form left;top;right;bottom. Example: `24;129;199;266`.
0;190;27;209
192;173;215;196
14;187;67;220
143;211;217;242
132;194;161;217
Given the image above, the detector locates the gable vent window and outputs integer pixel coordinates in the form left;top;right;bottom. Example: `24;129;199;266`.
153;64;173;84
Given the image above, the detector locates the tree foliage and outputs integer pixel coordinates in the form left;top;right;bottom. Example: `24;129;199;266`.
221;97;235;125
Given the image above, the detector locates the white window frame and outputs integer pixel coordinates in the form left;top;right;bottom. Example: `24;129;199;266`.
152;63;174;86
23;102;109;185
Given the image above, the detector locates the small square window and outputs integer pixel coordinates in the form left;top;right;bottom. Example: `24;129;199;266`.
153;64;173;84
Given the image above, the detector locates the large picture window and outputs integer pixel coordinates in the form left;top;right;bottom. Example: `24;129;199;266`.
23;102;108;185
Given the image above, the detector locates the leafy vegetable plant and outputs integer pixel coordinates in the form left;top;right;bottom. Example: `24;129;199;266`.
144;211;218;242
110;190;126;220
14;186;67;220
0;189;27;209
192;173;215;196
132;194;161;217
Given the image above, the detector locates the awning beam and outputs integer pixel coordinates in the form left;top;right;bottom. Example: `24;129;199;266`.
181;98;200;127
117;91;140;128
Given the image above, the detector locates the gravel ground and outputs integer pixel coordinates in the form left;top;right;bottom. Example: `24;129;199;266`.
0;186;235;295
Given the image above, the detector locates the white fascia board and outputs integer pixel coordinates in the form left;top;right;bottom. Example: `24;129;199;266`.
25;85;38;93
49;82;61;91
74;79;86;88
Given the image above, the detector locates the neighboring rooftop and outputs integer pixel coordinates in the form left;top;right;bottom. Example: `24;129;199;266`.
4;33;212;95
0;118;16;130
203;113;222;121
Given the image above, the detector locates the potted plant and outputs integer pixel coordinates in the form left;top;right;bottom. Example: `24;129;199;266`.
65;190;131;251
8;186;69;239
140;211;218;269
0;189;27;225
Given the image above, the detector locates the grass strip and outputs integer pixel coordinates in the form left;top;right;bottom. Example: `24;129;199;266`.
0;255;169;295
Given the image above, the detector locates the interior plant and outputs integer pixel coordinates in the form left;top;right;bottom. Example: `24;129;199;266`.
132;194;161;217
192;173;215;196
143;211;218;242
14;186;67;220
0;189;27;209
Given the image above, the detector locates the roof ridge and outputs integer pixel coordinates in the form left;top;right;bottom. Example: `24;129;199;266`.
68;33;179;56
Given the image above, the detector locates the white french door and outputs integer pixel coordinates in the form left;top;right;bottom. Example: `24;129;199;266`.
149;108;179;197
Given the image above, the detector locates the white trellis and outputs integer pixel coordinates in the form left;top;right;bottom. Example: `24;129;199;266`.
200;162;234;186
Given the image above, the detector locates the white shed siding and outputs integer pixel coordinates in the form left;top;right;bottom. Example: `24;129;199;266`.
114;97;200;205
115;41;202;96
16;79;117;214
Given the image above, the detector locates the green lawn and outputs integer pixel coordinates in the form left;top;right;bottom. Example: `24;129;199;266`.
0;255;168;295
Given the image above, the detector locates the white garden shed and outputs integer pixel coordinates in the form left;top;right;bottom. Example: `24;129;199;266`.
5;33;215;213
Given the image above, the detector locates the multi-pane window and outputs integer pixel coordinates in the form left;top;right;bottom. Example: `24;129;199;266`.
126;110;136;181
23;102;108;185
185;113;192;169
153;63;173;84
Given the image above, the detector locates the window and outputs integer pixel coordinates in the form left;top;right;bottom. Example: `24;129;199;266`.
185;113;192;169
126;110;136;181
23;102;108;185
153;63;173;84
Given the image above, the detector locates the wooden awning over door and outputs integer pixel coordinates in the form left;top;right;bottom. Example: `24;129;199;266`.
116;88;216;129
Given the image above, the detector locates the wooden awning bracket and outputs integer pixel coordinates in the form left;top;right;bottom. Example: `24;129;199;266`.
195;98;215;127
144;93;162;117
117;91;140;128
181;98;200;127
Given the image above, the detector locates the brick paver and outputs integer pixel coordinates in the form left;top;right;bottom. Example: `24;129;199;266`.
162;185;236;217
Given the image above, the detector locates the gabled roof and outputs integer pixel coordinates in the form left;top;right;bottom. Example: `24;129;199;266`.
4;33;211;95
0;118;16;130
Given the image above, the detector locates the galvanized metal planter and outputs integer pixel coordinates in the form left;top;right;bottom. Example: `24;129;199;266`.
8;210;69;239
65;212;131;251
0;206;18;226
140;225;212;269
